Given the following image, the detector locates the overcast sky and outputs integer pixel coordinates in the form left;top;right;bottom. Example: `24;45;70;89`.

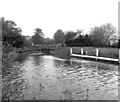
0;0;119;38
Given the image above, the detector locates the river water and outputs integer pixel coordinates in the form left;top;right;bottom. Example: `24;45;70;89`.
2;54;118;100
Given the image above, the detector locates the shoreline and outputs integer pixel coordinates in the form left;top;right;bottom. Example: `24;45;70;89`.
51;46;119;65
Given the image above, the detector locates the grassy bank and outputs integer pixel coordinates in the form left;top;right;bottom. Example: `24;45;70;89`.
72;47;119;59
52;46;119;59
2;45;33;77
51;46;70;59
2;48;19;77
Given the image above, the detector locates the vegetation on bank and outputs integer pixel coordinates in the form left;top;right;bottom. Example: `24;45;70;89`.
2;46;19;77
51;47;70;59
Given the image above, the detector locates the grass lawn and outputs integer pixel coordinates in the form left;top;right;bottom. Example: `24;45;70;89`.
52;46;119;59
72;47;119;59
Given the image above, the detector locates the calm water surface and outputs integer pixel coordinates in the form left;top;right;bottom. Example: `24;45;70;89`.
2;54;118;100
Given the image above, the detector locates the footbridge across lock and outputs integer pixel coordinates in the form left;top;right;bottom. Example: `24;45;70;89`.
32;44;56;52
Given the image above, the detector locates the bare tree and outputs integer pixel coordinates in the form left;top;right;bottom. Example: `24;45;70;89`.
101;23;116;45
89;23;117;47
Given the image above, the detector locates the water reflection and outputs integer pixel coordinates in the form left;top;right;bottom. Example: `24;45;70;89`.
32;56;42;66
15;52;30;63
2;54;118;100
54;59;72;68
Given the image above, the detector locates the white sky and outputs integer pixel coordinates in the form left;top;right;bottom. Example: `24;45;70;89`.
0;0;119;38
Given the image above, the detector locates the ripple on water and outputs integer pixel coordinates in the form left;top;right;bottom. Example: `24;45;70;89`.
2;55;118;100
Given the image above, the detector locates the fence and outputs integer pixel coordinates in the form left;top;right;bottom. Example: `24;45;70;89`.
70;47;119;63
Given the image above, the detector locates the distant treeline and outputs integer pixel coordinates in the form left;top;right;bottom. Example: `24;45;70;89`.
1;17;120;54
65;34;92;47
53;26;119;48
65;33;119;48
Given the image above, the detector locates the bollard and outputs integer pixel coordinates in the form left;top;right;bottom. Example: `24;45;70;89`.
96;48;99;60
96;48;99;56
81;48;83;55
70;47;72;54
80;48;84;59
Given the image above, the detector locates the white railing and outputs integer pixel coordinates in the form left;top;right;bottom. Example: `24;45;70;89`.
70;47;119;63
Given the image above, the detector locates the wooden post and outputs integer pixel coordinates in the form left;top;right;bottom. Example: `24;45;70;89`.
81;48;83;55
118;49;120;63
96;48;99;60
96;48;99;56
70;47;72;55
81;48;83;59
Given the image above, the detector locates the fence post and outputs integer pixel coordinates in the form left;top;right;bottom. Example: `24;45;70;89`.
96;48;99;60
86;51;88;55
118;49;120;63
81;48;83;55
70;47;72;55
